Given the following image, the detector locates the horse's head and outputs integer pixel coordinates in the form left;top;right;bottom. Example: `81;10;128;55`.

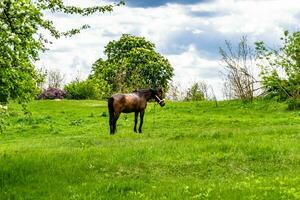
152;87;165;107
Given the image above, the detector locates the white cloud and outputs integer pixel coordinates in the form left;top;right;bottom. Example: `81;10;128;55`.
167;44;223;99
36;0;300;99
207;0;300;34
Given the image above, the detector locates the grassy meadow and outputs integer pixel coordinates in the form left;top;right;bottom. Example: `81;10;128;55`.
0;100;300;199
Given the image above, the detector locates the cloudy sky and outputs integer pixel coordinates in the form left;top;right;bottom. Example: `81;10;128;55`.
36;0;300;99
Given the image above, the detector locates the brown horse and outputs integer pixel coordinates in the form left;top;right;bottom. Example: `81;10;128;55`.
107;88;165;134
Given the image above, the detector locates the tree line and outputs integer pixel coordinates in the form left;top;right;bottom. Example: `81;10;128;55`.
219;32;300;110
0;0;299;110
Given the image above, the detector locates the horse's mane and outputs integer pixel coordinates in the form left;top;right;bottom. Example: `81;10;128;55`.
132;88;151;93
133;88;153;97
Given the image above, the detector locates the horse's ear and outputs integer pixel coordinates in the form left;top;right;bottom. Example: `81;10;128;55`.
158;86;163;92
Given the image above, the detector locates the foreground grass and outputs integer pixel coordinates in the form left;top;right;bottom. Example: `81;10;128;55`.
0;100;300;199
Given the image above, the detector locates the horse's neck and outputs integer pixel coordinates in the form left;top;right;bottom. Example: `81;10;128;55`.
137;90;153;101
144;92;153;101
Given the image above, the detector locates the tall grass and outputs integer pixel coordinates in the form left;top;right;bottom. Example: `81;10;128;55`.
0;100;299;199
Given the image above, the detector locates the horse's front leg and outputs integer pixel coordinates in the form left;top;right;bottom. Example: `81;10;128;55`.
109;115;114;134
109;112;115;134
134;111;138;133
138;110;145;133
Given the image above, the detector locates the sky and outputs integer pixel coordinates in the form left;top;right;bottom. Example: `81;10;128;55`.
36;0;300;100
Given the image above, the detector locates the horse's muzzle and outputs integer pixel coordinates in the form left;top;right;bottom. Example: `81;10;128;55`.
159;100;165;107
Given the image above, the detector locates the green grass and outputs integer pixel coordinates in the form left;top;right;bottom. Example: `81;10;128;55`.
1;100;300;199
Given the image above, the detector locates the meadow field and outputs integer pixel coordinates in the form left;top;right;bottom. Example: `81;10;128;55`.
0;100;299;199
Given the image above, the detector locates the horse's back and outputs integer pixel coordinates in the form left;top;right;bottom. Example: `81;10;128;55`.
111;93;146;113
112;93;138;102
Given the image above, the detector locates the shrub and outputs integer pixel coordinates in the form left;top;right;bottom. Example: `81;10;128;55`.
64;80;95;100
64;79;112;100
287;98;300;110
0;104;8;134
39;87;67;99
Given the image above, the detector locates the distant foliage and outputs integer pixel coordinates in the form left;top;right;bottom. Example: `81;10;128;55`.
287;98;300;110
36;67;48;90
256;30;300;109
220;36;257;101
39;88;66;100
166;81;185;101
0;104;8;133
47;69;65;89
64;79;111;100
90;34;174;94
184;82;207;101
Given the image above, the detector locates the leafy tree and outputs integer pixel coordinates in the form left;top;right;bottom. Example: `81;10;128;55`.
256;31;300;107
184;82;207;101
0;0;123;104
90;34;174;93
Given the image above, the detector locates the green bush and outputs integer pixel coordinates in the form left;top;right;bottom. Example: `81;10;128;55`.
64;79;111;100
0;104;8;133
287;98;300;110
64;80;92;99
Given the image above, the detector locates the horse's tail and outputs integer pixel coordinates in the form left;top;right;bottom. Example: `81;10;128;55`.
108;97;114;125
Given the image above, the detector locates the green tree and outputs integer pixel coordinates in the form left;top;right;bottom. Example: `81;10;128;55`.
0;0;123;104
184;82;207;101
256;31;300;108
90;34;174;93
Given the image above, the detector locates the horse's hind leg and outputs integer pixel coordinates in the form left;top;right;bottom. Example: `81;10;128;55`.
109;114;114;134
134;112;138;133
108;97;115;134
113;113;120;134
138;110;145;133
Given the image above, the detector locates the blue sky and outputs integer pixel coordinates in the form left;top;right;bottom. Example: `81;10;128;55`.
37;0;300;99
